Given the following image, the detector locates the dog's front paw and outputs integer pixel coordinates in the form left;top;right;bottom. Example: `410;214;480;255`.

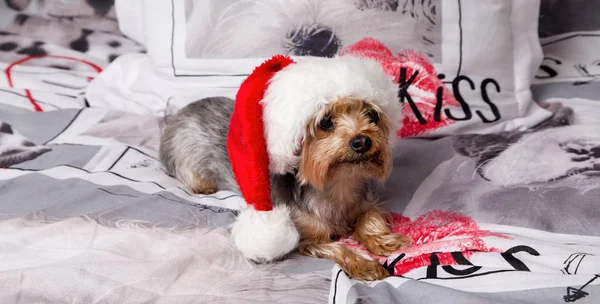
188;179;217;195
344;258;391;281
191;184;217;195
365;233;412;257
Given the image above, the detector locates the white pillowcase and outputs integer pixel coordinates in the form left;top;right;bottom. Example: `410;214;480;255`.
87;0;550;137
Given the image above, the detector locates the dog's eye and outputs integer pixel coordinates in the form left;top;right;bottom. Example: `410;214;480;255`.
367;110;379;124
318;116;334;131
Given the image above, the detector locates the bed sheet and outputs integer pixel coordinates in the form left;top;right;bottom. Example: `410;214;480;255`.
3;97;600;304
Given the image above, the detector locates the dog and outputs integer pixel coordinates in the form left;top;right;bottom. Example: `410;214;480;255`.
160;96;411;280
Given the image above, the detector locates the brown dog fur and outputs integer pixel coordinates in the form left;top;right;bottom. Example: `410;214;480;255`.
293;98;411;280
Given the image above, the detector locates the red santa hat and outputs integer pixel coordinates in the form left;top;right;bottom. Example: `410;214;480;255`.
227;54;402;262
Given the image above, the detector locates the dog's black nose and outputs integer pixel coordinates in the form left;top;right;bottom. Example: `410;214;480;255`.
350;135;372;153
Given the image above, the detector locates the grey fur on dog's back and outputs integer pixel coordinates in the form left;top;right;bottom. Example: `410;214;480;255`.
159;97;239;193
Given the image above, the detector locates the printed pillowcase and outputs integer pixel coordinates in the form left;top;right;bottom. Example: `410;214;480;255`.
91;0;550;137
422;0;551;136
385;0;550;137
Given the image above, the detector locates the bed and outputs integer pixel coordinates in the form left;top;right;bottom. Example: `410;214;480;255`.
1;1;600;303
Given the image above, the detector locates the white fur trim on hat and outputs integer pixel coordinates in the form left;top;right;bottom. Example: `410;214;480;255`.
231;205;300;262
261;55;402;174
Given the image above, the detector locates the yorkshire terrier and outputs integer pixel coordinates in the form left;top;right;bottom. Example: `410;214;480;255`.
160;96;411;280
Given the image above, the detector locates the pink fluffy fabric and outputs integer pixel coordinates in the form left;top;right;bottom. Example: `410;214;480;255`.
339;210;510;276
340;37;461;138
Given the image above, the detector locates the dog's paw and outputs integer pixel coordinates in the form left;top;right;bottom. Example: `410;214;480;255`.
190;181;217;195
188;178;218;195
192;185;217;195
344;258;391;281
365;233;412;257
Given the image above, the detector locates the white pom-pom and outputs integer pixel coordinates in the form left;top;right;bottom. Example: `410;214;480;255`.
231;205;300;262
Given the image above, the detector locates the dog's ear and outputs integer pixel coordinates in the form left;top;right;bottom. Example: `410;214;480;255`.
0;122;13;134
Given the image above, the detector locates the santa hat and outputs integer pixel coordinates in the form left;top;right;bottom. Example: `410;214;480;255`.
227;54;402;262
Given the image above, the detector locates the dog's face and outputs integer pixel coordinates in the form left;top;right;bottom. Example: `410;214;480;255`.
298;98;392;189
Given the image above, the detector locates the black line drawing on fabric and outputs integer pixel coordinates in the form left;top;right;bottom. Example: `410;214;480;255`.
406;99;600;236
193;203;239;216
379;246;542;282
332;269;343;304
562;253;591;275
541;33;600;47
456;0;463;76
130;158;152;169
416;269;515;281
8;163;168;189
453;101;600;185
156;193;239;216
95;187;138;198
382;253;406;274
500;245;541;272
55;92;77;98
44;109;83;144
182;0;441;62
564;274;599;302
573;60;600;86
537;34;600;85
42;79;86;90
155;193;239;216
107;146;129;171
415;246;540;281
0;88;61;110
537;57;562;80
562;144;600;163
127;145;158;161
70;141;241;202
399;68;501;126
0;121;51;167
19;115;240;203
356;0;399;11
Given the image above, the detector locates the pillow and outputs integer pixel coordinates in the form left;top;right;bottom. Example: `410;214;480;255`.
87;0;551;137
533;0;600;96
